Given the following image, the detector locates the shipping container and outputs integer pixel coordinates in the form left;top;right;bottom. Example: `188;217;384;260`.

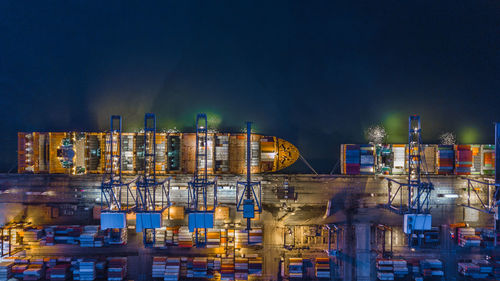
437;145;454;175
359;145;375;174
422;145;437;174
470;145;481;175
392;144;406;175
340;144;361;175
455;145;473;175
482;145;495;176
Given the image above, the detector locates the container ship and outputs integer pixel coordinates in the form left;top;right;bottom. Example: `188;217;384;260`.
17;132;299;175
341;144;495;176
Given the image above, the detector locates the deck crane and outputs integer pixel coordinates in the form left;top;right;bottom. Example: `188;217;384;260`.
384;115;434;247
135;113;171;247
187;113;218;247
236;122;262;241
100;115;136;243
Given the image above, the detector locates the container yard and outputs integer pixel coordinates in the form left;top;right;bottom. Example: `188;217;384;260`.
0;115;499;281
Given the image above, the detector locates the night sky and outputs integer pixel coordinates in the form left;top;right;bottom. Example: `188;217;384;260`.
1;1;499;173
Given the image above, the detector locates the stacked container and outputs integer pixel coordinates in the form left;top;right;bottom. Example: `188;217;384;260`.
490;256;500;279
482;145;495;175
179;257;188;279
48;264;70;281
215;135;230;172
107;257;127;281
458;261;492;279
471;145;482;174
80;226;99;247
420;259;444;278
455;145;473;175
234;258;248;280
206;229;220;248
166;227;179;246
392;260;409;278
341;145;360;175
437;145;454;175
77;260;96;281
12;264;28;279
164;258;180;281
235;230;249;247
248;256;262;277
228;229;235;249
23;229;43;247
422;145;437;174
178;227;192;248
121;134;135;173
392;144;406;175
192;257;208;279
155;228;165;248
359;145;375;174
288;258;303;279
480;228;496;248
0;262;13;280
376;259;394;281
23;264;44;281
458;228;481;247
315;257;330;279
249;228;263;245
221;258;234;280
152;257;167;278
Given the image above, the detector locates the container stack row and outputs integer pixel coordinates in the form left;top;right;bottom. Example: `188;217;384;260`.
153;256;261;281
1;256;126;281
376;259;408;281
458;260;493;279
26;225;123;247
458;228;481;247
341;144;496;176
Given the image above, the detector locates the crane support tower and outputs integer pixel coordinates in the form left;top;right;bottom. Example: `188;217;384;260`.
236;122;263;233
458;123;500;246
187;113;218;247
100;115;136;230
135;113;171;247
384;116;434;247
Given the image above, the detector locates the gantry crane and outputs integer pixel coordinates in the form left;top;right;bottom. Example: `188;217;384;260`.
236;122;262;243
100;115;136;242
135;113;171;247
460;123;500;246
187;113;218;247
384;115;434;247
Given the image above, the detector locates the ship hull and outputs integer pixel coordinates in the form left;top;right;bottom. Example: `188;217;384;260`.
18;132;299;175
